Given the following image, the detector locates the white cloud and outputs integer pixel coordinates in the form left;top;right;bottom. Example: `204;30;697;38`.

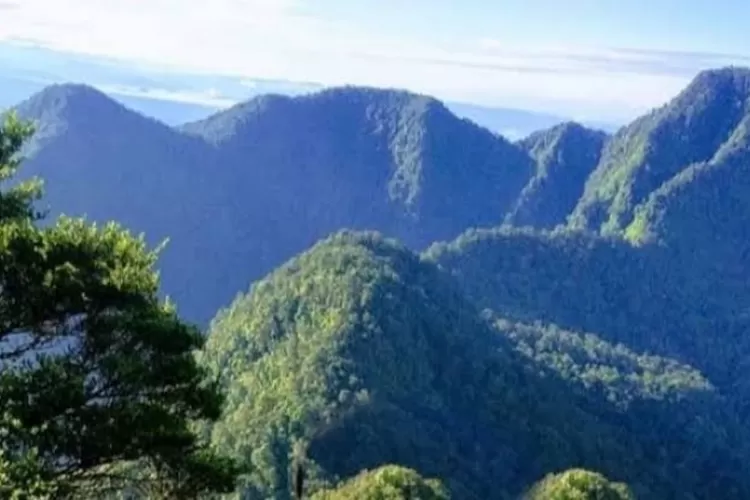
0;0;319;72
0;1;737;121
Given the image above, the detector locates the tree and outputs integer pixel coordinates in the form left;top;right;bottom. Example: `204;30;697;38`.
523;468;635;500
309;465;449;500
0;113;238;498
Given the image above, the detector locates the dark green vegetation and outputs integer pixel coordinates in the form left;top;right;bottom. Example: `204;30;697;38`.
7;66;750;499
0;115;238;497
507;122;607;228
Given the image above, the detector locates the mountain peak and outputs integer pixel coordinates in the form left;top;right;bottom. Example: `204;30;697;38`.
670;65;750;117
506;121;607;228
570;65;750;232
520;121;606;150
181;83;534;247
16;83;122;118
689;66;750;91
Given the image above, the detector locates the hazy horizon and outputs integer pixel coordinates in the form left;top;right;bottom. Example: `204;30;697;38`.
2;0;749;124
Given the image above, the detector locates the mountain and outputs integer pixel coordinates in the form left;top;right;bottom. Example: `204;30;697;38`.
13;69;750;332
505;122;608;228
199;231;750;499
425;225;750;417
176;86;541;322
12;83;237;324
623;85;750;277
182;86;535;247
12;83;551;323
570;67;750;234
564;67;750;316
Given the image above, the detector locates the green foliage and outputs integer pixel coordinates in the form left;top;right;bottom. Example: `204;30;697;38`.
0;112;43;222
524;469;634;500
426;226;750;498
198;230;750;499
491;317;712;409
624;110;750;279
424;225;750;396
0;114;238;497
507;122;607;229
570;67;750;233
310;465;449;500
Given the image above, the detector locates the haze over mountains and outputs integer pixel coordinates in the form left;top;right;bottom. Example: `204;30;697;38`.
12;82;574;324
7;66;750;498
0;46;618;138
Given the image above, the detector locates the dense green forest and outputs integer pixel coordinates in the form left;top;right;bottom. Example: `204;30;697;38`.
4;67;750;498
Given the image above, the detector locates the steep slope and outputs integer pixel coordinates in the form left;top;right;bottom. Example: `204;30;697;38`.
625;111;750;273
182;86;535;247
13;84;231;324
506;122;607;228
425;227;750;415
199;231;749;500
570;67;750;233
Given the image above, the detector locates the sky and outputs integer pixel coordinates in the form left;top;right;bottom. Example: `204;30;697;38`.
1;0;749;121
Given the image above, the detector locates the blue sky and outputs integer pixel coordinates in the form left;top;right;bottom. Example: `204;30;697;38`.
1;0;749;121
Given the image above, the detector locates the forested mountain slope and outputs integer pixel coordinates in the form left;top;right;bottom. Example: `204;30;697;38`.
570;67;750;233
198;231;750;499
625;105;750;278
13;84;550;323
13;83;235;325
181;86;536;247
506;122;607;228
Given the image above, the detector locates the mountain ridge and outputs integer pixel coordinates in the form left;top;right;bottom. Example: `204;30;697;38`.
506;122;608;228
570;66;750;233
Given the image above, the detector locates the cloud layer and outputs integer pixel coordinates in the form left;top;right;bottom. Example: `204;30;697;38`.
0;0;747;120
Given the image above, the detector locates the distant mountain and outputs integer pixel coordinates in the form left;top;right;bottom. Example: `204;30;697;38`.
200;231;750;499
182;86;535;246
12;84;235;324
12;68;750;333
14;83;564;323
505;122;608;228
570;67;750;233
1;60;604;134
0;43;320;123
